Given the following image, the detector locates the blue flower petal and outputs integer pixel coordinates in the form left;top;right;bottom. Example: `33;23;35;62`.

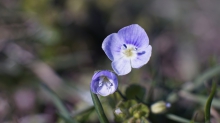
97;79;117;96
131;45;152;68
102;24;152;75
90;70;118;96
102;33;124;61
111;58;131;76
118;24;149;48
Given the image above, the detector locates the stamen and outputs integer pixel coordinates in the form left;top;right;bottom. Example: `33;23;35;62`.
99;76;113;90
123;44;127;49
134;47;138;51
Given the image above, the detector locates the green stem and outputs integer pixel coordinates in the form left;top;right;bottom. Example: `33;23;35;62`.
205;82;217;123
90;90;109;123
167;114;200;123
117;89;127;100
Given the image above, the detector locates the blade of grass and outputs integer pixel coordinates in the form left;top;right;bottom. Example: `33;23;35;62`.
90;90;109;123
40;82;78;123
167;114;192;123
179;91;220;108
187;65;220;91
205;82;217;123
167;114;200;123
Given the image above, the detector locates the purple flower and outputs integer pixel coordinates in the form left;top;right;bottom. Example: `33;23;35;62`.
90;70;118;96
102;24;152;75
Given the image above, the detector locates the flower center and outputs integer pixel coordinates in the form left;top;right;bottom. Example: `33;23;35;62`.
121;44;137;58
124;48;133;57
99;76;113;89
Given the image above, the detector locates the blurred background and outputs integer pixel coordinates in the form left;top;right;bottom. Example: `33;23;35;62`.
0;0;220;123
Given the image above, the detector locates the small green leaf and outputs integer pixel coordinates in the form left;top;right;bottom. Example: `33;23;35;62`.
90;90;109;123
205;82;217;123
125;84;146;100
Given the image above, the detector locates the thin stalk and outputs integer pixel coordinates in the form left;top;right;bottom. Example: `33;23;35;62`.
205;82;217;123
90;90;109;123
117;89;127;100
167;114;200;123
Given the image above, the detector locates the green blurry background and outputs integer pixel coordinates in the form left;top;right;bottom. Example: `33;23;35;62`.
0;0;219;123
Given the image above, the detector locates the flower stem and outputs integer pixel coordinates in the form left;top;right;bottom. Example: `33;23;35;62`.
90;90;109;123
205;81;217;123
117;89;127;100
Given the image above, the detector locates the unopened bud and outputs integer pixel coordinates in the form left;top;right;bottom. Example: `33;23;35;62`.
151;101;171;114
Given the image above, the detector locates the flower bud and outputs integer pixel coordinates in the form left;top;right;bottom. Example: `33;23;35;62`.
90;70;118;96
129;103;150;118
114;100;137;122
150;101;171;114
192;110;205;122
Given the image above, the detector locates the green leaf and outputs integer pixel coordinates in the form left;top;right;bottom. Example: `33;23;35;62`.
40;82;78;123
205;82;217;123
90;90;109;123
125;84;146;100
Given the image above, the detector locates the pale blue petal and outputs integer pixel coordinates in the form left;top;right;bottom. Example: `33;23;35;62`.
102;33;124;61
97;79;117;96
97;85;111;96
118;24;149;48
131;45;152;68
112;58;131;76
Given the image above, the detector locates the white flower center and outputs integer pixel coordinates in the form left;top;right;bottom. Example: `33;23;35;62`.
121;44;137;59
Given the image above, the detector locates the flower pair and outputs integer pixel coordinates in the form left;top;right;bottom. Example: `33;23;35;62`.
91;24;152;96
